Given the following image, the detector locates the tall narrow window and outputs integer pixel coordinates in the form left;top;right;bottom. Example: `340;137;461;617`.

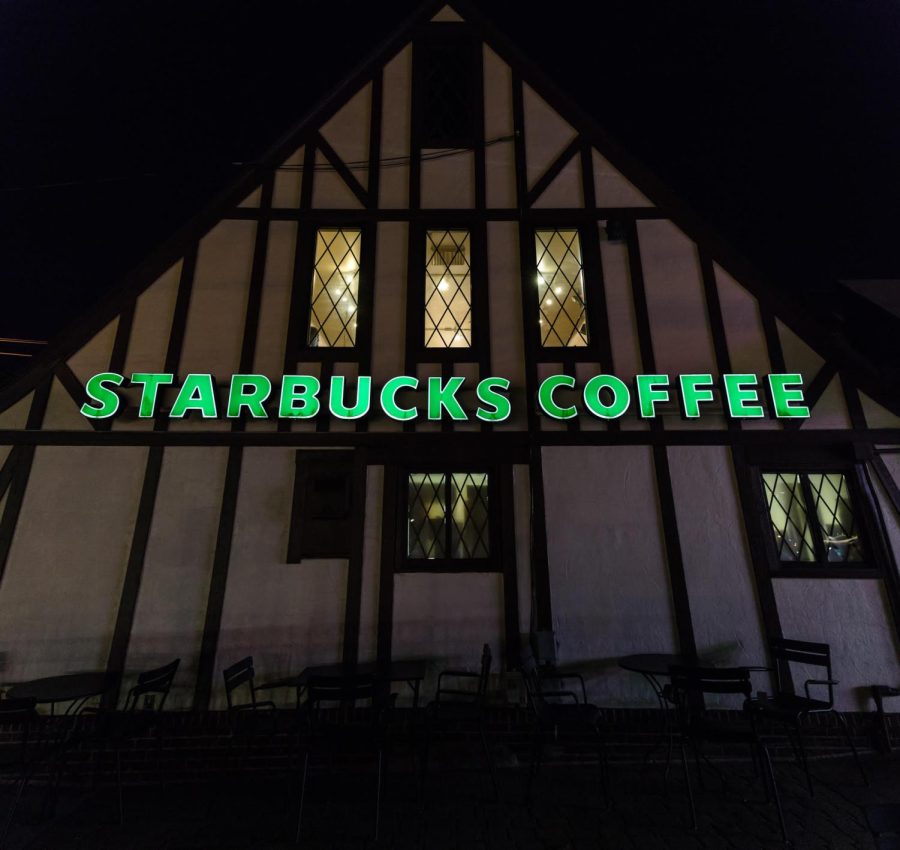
535;229;588;347
407;471;490;563
416;30;478;148
424;230;472;348
762;471;865;566
308;228;361;347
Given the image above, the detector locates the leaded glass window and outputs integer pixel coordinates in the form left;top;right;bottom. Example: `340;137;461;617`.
535;229;588;347
407;472;490;562
424;230;472;348
308;228;361;347
762;471;864;565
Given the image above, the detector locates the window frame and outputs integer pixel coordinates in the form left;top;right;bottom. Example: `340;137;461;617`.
399;463;500;574
528;223;605;360
406;221;488;364
751;459;882;579
294;221;375;363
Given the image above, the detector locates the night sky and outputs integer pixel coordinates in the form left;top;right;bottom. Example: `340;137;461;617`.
2;0;899;350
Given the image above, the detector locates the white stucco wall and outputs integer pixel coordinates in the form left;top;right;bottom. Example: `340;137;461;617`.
0;446;146;685
125;447;228;709
667;446;767;668
210;448;347;709
542;445;678;706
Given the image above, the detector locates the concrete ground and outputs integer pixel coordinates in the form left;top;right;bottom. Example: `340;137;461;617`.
5;746;899;849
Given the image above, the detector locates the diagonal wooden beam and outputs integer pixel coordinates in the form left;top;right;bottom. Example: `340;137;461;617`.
525;136;580;208
54;363;101;431
783;362;837;431
0;447;19;503
314;133;370;209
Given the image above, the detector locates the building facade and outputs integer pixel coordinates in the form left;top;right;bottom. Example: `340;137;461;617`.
1;2;899;712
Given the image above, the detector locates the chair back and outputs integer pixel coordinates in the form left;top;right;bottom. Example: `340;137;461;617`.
769;638;834;705
305;674;384;730
223;656;258;710
669;666;752;726
125;658;180;712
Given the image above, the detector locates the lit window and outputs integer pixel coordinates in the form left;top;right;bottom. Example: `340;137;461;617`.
762;472;864;565
407;472;490;562
424;230;472;348
308;228;361;347
535;229;588;347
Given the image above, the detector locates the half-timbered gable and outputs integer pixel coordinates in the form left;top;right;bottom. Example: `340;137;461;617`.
0;1;898;712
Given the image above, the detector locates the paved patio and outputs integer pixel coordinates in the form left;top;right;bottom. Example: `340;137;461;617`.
6;746;899;849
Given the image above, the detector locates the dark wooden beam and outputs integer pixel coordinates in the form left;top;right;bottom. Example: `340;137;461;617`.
525;137;580;208
314;132;370;209
193;445;244;710
341;449;368;667
376;464;399;668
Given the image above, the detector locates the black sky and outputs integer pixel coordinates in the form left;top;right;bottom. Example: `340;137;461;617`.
2;0;899;344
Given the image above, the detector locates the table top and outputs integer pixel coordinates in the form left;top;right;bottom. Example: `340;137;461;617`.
259;659;430;691
7;671;117;703
618;653;688;677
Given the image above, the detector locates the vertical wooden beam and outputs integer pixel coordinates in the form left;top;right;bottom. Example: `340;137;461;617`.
698;248;783;653
341;449;368;667
376;464;400;668
627;219;696;657
102;445;164;707
278;145;316;434
193;178;273;709
193;445;244;710
500;464;521;668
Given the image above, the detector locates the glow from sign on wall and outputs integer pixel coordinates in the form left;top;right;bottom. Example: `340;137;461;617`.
79;372;809;421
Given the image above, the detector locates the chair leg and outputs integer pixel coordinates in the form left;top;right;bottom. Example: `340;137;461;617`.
374;748;384;844
833;710;868;787
525;730;542;808
794;723;813;796
761;745;788;844
295;750;309;845
596;731;611;813
679;743;697;832
479;722;499;803
116;748;124;826
0;772;29;846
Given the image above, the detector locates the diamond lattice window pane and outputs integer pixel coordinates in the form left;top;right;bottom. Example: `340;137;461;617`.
807;473;863;563
763;473;816;562
407;473;447;559
424;230;472;348
534;229;588;347
450;473;490;558
308;228;361;347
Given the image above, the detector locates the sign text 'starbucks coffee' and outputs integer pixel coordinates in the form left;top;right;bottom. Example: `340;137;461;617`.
79;372;810;422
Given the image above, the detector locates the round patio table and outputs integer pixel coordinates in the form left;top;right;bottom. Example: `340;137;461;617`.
618;653;688;775
7;671;117;715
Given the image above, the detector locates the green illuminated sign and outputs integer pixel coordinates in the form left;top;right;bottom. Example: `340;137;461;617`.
80;372;810;421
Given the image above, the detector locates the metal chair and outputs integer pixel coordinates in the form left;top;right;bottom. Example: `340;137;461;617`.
520;650;608;811
221;657;277;776
0;697;40;844
871;684;900;753
73;659;181;823
669;665;787;843
296;674;394;844
420;643;497;804
748;638;867;793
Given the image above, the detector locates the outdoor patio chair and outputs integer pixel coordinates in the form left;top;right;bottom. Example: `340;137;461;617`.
669;665;787;843
871;684;900;753
520;650;609;811
0;696;41;844
747;638;866;793
221;656;278;776
420;643;497;804
67;658;181;823
295;673;395;844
